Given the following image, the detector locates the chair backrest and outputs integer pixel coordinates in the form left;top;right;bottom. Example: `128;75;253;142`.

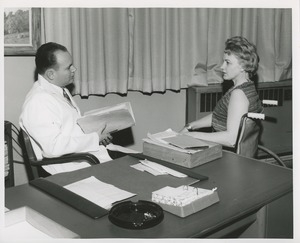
21;129;38;162
19;129;42;180
235;114;261;158
234;113;288;167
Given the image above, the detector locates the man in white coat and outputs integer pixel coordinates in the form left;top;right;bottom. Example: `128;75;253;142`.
19;42;112;175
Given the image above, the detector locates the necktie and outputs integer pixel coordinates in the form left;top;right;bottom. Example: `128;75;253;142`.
63;89;75;108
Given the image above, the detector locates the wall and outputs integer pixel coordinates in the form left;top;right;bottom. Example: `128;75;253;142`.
4;56;186;185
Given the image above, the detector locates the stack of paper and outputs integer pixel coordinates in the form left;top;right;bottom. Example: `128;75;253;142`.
77;102;135;134
64;176;136;210
131;159;187;178
144;129;209;154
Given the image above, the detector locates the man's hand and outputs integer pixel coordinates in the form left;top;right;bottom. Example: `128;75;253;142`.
99;133;113;146
179;126;189;134
179;123;192;134
96;123;113;146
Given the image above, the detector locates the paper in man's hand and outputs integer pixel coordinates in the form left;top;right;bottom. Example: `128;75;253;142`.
77;102;135;134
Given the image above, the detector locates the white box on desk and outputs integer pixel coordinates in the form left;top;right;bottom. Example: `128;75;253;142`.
153;191;220;218
143;140;222;168
4;206;79;239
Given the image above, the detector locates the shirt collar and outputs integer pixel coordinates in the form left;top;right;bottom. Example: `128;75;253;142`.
37;74;64;96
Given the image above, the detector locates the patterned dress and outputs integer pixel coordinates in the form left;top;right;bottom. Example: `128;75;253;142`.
212;81;263;132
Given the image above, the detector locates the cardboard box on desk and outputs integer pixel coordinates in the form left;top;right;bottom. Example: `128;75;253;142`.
143;140;222;168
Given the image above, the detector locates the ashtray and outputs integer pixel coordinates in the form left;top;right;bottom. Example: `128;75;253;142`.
108;200;164;229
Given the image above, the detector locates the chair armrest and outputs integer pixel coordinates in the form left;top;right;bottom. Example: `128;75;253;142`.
31;153;100;166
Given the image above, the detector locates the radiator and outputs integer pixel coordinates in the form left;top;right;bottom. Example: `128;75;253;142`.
188;81;292;113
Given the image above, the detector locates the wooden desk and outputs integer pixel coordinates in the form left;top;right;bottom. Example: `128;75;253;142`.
5;151;292;238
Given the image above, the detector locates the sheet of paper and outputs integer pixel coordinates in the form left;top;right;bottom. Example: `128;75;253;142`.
163;134;210;150
144;129;208;153
143;137;187;152
131;163;165;176
146;128;178;144
64;176;136;210
106;143;141;154
130;160;187;178
140;160;187;178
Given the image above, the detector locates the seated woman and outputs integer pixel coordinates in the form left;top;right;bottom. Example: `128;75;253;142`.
182;36;263;148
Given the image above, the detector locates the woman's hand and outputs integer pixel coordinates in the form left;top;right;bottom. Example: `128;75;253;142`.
180;114;213;133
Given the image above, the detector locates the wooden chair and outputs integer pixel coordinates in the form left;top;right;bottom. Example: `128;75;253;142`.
19;129;100;181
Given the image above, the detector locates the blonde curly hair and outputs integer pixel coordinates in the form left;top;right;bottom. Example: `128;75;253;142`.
224;36;259;79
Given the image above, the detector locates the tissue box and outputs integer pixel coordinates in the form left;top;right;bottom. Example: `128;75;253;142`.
143;140;222;168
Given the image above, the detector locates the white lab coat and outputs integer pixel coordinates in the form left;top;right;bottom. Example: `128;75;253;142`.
19;75;111;174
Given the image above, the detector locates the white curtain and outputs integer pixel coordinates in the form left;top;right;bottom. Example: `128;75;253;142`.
128;8;212;92
42;8;292;95
42;8;130;96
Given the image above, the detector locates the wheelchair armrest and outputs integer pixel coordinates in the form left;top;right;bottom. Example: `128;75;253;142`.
258;145;287;168
247;112;265;120
30;153;100;166
262;100;278;106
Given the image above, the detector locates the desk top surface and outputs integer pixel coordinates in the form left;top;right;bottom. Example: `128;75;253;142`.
5;151;292;238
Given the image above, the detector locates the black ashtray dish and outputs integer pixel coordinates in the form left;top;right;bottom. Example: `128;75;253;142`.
108;200;164;229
